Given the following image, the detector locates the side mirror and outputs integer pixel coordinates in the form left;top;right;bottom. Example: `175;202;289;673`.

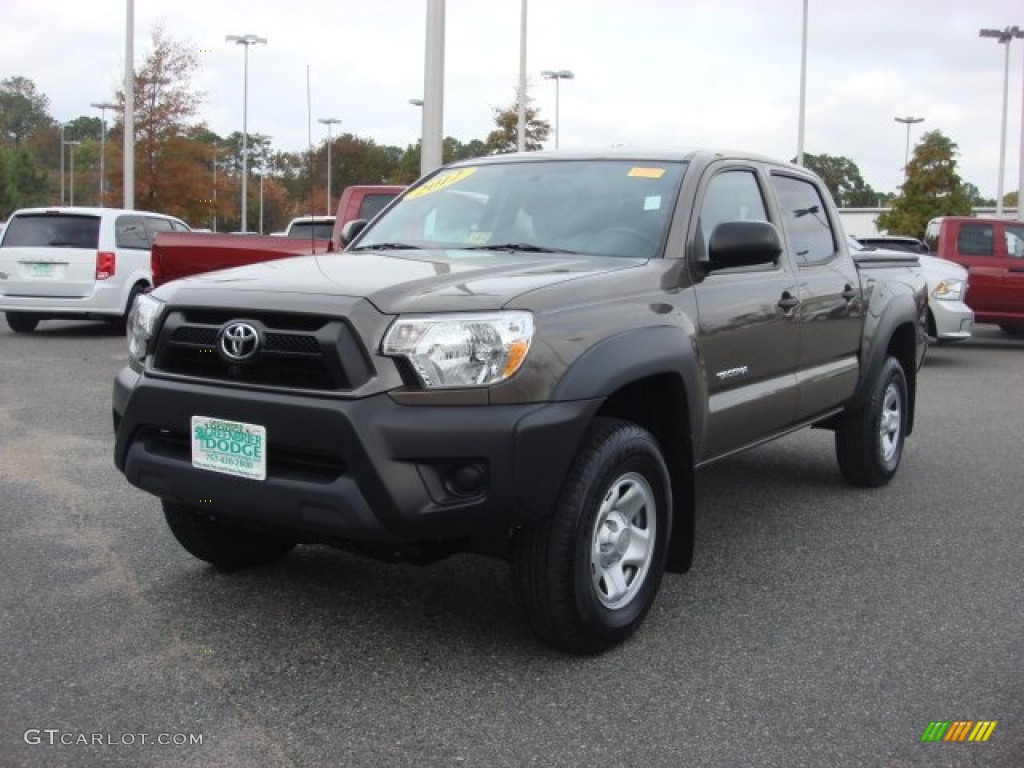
706;220;782;272
340;219;368;248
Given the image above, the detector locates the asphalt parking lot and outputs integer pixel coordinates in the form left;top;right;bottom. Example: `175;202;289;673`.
2;320;1022;767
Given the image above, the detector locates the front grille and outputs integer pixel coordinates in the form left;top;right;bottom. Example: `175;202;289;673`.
151;309;374;391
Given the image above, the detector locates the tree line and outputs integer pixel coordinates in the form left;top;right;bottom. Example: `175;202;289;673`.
0;27;1011;239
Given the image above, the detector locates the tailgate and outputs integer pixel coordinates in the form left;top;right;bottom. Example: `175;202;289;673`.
0;245;97;298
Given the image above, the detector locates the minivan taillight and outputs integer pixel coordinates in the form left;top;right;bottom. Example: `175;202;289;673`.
96;251;116;280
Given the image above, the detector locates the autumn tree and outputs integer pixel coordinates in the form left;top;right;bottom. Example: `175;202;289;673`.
484;93;550;154
105;25;205;219
876;130;972;238
800;153;878;207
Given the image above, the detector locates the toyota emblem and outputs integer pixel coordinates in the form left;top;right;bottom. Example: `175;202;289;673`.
218;322;261;362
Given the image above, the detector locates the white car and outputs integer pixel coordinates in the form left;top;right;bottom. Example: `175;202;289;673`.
848;236;973;343
0;206;190;333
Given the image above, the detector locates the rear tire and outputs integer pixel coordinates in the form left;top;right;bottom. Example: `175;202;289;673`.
162;500;296;570
835;356;907;487
511;418;671;654
115;283;146;334
998;323;1024;337
6;312;39;333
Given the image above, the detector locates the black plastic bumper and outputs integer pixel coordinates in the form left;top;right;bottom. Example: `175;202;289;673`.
113;367;600;545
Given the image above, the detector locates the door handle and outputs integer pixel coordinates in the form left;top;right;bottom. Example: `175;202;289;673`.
777;292;799;310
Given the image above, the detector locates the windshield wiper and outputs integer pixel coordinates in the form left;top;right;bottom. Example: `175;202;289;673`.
459;242;577;254
348;242;418;251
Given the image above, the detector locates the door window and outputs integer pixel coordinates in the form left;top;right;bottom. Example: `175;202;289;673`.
770;174;836;265
1004;224;1024;258
956;223;993;256
697;170;769;255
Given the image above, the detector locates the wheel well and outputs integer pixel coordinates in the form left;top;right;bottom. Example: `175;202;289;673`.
886;322;919;434
595;374;695;573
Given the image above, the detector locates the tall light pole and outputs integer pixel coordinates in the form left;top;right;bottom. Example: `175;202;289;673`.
979;26;1023;217
318;117;342;215
894;116;924;181
796;0;808;166
541;69;574;149
518;0;528;152
124;0;134;209
226;33;267;233
58;123;70;205
65;140;82;206
91;101;118;206
421;0;445;177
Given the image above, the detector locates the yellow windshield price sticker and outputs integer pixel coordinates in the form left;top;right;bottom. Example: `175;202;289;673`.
406;167;477;199
628;167;666;179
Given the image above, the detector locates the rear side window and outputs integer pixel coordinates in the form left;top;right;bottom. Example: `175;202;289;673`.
770;174;836;265
1;214;100;248
357;194;398;220
145;217;175;239
116;215;151;250
956;224;993;256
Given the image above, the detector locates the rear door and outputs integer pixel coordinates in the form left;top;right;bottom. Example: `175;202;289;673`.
1000;222;1024;316
0;212;101;298
769;172;863;420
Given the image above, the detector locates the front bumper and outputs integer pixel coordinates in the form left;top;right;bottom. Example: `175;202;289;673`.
929;299;974;342
113;367;599;546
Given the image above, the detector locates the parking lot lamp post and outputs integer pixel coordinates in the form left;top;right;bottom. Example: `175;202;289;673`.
58;123;71;205
318;117;342;215
226;33;267;233
65;140;82;206
540;69;574;149
90;101;118;206
894;116;924;181
979;26;1023;217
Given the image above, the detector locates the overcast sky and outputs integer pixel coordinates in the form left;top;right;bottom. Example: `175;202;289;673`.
3;0;1023;199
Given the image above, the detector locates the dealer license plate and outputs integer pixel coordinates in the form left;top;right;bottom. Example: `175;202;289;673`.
191;416;267;481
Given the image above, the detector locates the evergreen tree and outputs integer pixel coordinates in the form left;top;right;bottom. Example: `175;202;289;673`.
876;131;972;238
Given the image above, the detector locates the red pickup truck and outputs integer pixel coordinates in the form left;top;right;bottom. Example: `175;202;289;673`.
151;184;404;287
924;216;1024;334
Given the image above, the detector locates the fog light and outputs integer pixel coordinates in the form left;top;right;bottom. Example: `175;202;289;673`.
444;462;488;497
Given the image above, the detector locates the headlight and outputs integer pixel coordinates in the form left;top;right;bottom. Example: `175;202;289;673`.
931;278;964;301
382;312;534;388
127;293;164;365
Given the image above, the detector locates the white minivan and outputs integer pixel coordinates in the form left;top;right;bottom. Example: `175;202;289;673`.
0;206;191;333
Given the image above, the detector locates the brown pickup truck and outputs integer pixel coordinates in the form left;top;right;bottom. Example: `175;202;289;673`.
114;150;927;654
150;184;403;287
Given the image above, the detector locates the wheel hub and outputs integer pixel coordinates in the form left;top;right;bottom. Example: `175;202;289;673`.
598;511;633;567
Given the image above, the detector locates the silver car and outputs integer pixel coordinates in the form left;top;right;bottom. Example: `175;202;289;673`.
848;236;973;343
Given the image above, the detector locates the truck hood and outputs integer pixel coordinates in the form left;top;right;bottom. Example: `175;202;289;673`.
156;248;645;314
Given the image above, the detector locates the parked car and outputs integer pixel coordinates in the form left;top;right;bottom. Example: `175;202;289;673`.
856;235;928;254
0;206;191;333
849;236;972;343
924;216;1024;334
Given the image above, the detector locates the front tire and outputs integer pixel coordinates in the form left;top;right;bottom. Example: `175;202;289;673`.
163;500;296;570
511;418;671;654
6;312;40;333
835;356;908;487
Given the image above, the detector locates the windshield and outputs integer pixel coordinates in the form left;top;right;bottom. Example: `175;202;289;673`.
353;159;686;259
